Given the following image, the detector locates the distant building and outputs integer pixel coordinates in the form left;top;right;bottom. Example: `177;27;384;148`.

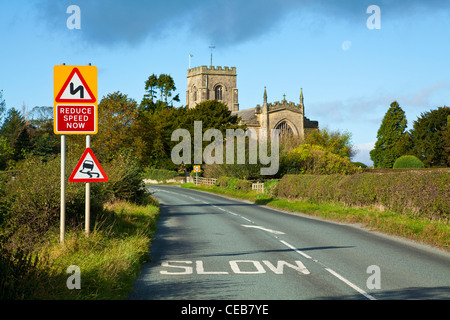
186;65;318;138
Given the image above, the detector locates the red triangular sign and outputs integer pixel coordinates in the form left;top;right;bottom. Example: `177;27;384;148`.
56;67;96;103
69;148;108;182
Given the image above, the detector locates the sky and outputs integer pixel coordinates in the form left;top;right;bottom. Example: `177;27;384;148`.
1;0;450;166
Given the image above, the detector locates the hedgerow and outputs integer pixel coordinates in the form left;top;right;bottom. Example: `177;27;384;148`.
277;171;450;220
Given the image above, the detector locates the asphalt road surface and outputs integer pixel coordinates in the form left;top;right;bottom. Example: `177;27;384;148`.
128;185;450;300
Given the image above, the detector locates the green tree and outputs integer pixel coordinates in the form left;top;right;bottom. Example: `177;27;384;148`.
409;106;450;167
0;90;6;126
0;108;31;164
443;115;450;165
140;74;180;113
95;92;139;161
304;128;354;159
370;101;407;168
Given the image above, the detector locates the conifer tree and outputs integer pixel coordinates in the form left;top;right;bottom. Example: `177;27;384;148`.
370;101;407;168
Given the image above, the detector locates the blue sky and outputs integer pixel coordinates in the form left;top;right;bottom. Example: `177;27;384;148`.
1;0;450;165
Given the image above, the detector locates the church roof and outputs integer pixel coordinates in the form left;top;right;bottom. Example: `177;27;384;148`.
231;108;260;126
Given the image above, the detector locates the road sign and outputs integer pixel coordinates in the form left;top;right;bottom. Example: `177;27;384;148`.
55;67;96;103
54;65;98;134
69;148;108;183
55;105;96;133
194;165;201;172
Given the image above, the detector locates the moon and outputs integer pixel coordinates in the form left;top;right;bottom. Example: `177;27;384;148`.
342;40;352;51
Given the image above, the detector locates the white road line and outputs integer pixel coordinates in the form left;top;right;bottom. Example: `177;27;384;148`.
279;240;376;300
241;224;285;235
325;268;376;300
240;216;253;223
279;240;312;259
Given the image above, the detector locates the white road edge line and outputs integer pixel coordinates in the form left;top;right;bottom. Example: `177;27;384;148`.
241;224;286;235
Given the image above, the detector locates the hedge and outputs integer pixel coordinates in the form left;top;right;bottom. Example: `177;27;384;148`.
277;171;450;220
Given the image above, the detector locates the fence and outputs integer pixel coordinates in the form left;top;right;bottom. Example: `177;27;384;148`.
195;177;217;186
252;182;264;193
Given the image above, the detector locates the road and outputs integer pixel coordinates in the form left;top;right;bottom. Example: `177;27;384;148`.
128;185;450;300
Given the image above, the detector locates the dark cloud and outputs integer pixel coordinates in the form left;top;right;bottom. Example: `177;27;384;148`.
35;0;450;48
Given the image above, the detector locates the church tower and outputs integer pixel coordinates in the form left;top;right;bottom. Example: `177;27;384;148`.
186;66;239;111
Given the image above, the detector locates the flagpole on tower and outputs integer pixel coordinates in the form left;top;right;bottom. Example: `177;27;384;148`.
209;43;215;67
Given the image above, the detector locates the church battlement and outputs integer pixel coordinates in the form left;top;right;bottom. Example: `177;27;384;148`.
188;65;237;76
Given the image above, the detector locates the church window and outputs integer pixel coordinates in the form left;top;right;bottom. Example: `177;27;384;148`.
215;85;223;100
193;89;197;101
275;121;294;136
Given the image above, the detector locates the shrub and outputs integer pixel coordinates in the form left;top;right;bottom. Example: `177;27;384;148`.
0;156;89;251
143;168;179;181
280;144;360;175
102;152;148;205
277;171;450;220
393;155;425;169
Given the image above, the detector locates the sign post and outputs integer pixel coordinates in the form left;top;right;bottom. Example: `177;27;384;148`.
193;165;201;185
54;64;101;242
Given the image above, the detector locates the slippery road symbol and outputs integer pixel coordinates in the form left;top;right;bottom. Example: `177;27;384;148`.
69;148;108;183
79;160;100;178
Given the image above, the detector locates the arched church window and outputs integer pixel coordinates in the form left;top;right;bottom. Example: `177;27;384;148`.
275;121;294;136
193;89;197;101
215;85;223;100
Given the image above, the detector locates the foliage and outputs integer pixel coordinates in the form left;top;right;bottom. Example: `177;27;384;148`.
140;73;180;112
304;127;354;159
143;168;180;181
214;176;252;192
277;171;450;220
409;106;450;167
280;144;360;175
0;244;47;299
393;155;425;169
102;150;148;205
95;92;139;162
0;90;5;125
134;100;241;169
370;101;408;168
33;201;159;300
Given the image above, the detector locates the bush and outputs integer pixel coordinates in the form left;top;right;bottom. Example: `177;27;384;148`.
280;144;360;175
102;152;148;205
277;171;450;220
0;156;90;251
143;168;179;181
393;155;425;169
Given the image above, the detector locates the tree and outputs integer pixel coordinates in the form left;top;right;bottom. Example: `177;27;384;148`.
304;128;354;159
0;90;5;126
370;101;407;168
140;74;180;113
94;92;139;161
409;106;450;167
443;115;450;165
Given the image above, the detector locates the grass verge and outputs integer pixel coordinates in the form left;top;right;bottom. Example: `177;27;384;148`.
182;183;449;251
33;200;160;300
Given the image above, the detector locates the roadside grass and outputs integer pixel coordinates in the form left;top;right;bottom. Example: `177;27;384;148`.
33;200;160;300
181;183;449;251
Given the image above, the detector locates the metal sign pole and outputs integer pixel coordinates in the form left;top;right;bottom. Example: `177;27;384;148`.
60;134;66;244
85;134;91;236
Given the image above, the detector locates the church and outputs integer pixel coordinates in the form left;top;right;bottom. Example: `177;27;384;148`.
186;65;318;138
